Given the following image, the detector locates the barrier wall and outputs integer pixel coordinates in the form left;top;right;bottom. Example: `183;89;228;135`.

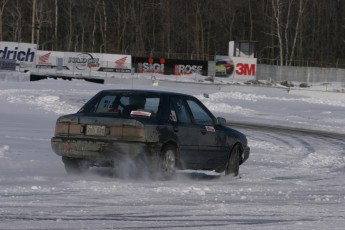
1;41;344;83
257;64;345;83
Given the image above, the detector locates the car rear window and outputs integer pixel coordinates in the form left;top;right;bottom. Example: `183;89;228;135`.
79;93;161;118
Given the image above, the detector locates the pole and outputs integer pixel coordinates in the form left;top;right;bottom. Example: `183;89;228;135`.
31;0;36;43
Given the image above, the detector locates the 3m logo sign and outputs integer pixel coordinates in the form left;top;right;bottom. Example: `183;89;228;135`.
236;63;256;76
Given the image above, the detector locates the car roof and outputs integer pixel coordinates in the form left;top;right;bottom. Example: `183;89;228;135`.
99;89;194;97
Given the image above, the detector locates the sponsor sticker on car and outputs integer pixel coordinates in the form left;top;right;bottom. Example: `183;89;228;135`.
205;126;215;132
130;110;152;117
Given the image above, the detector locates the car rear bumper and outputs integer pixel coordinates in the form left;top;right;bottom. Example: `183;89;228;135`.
51;137;160;160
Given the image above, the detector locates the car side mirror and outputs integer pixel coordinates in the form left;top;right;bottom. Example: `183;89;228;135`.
216;117;226;126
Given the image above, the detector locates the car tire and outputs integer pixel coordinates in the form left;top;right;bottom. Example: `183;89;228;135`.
159;145;176;180
62;156;89;175
225;144;240;176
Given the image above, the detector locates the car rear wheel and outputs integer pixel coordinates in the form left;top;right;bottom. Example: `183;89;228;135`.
225;144;240;176
62;156;89;175
159;145;176;180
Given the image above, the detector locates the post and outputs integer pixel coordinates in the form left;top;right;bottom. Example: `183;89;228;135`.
36;22;40;49
31;0;36;43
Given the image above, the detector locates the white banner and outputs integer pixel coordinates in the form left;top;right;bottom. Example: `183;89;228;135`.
35;50;131;74
215;55;256;81
0;41;37;69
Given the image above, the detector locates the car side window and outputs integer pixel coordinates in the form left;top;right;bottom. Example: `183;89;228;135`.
95;95;117;113
170;97;191;123
186;99;214;125
145;98;160;112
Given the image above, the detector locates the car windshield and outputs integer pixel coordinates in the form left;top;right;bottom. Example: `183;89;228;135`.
78;92;161;118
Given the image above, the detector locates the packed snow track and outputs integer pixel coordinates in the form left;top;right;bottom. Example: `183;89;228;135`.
1;79;345;229
1;121;344;230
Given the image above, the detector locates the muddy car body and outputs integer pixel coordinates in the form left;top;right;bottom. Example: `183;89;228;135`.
51;89;250;179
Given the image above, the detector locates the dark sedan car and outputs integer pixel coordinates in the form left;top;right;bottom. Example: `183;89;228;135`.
51;89;250;179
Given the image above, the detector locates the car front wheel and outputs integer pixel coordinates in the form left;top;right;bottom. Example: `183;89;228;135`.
62;156;89;175
159;145;176;180
225;144;240;176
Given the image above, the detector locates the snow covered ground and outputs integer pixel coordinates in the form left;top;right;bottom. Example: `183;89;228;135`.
0;76;345;229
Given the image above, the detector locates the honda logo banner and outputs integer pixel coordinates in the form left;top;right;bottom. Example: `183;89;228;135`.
36;50;131;74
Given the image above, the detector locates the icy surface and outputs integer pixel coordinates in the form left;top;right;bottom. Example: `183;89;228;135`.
0;78;345;229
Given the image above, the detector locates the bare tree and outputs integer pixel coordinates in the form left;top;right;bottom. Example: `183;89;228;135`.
288;0;306;65
271;0;284;66
0;0;342;66
0;0;8;41
54;0;58;50
61;0;75;51
100;0;107;53
283;0;293;65
5;0;22;42
248;0;253;41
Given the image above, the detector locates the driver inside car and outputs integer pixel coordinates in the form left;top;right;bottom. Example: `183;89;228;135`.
123;95;146;116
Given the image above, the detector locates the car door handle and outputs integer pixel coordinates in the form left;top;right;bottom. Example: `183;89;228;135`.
173;127;179;132
200;129;207;135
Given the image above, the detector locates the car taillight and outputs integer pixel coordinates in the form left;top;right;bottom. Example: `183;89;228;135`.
55;123;82;136
110;126;122;137
69;124;83;134
123;126;144;138
109;126;144;138
55;123;68;135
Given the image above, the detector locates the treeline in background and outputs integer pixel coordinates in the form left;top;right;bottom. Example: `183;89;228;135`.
0;0;344;67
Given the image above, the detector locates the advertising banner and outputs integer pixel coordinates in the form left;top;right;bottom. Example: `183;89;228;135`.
215;55;256;81
36;50;65;70
99;54;131;73
0;59;16;70
65;52;131;74
132;57;208;76
64;52;101;73
36;50;131;74
0;41;37;69
1;41;258;81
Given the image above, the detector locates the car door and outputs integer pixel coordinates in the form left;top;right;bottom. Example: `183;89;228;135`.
185;97;228;169
169;96;200;168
